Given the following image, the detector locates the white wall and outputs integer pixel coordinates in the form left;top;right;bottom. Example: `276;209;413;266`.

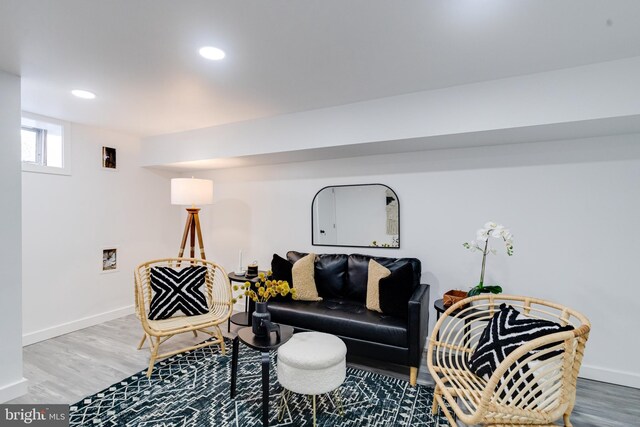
143;56;640;166
21;123;179;344
0;70;27;402
190;135;640;389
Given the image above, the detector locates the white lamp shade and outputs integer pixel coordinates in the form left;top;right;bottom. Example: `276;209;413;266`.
171;178;213;206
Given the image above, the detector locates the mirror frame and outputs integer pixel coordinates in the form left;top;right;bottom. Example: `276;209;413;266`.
311;183;400;249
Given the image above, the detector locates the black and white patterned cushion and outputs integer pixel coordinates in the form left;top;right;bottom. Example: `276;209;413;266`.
149;266;209;320
469;304;573;383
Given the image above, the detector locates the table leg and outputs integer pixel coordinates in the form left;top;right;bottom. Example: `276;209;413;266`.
261;351;270;426
436;312;441;341
230;336;239;398
248;299;255;326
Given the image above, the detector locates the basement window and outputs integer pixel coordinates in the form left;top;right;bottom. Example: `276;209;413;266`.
21;112;71;175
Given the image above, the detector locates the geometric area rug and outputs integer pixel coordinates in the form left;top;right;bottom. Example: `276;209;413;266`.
69;338;446;426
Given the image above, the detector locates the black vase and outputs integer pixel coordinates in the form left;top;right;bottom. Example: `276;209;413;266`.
252;302;271;338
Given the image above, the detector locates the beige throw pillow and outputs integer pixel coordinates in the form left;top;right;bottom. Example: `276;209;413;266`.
366;259;391;313
291;253;322;301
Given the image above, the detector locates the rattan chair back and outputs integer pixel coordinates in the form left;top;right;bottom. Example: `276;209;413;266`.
427;294;590;426
134;258;232;377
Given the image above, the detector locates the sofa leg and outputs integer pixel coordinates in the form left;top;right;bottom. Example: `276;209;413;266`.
409;366;418;386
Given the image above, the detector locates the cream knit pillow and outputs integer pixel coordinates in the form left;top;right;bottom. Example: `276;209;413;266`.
366;259;391;312
291;253;322;301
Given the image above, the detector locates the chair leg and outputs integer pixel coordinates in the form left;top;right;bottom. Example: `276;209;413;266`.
146;337;160;378
432;388;445;427
432;386;439;414
438;401;457;427
214;326;226;355
137;334;147;350
563;413;572;427
192;330;198;337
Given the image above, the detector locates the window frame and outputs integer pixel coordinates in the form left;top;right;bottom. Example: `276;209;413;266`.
21;112;71;176
21;125;46;165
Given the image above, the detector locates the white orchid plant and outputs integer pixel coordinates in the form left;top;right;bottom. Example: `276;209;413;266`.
463;221;514;297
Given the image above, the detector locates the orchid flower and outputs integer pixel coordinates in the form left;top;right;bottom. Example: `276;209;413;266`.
463;221;514;296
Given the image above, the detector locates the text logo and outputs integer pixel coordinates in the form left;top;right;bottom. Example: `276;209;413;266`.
1;405;68;426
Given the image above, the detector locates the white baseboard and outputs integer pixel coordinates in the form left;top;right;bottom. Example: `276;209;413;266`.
22;305;135;346
0;378;28;403
580;364;640;389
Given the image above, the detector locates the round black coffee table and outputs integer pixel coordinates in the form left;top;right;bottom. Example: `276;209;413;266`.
230;325;295;427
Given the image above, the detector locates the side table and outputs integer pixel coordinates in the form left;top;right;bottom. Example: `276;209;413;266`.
434;298;456;341
227;271;267;332
434;298;480;342
230;325;295;427
434;298;466;321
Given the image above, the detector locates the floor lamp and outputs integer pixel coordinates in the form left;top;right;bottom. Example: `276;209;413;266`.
171;178;214;260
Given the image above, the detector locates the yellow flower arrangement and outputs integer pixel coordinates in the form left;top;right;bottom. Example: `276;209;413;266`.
232;270;297;304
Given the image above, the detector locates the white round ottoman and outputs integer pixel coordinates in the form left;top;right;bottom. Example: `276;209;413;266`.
277;332;347;425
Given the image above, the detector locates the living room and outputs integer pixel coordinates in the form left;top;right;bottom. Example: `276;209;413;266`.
1;2;639;426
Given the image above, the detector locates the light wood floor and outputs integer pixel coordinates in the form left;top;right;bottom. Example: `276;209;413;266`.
9;314;640;426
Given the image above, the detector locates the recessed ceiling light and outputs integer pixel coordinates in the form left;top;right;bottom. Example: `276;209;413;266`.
199;46;225;60
71;89;96;99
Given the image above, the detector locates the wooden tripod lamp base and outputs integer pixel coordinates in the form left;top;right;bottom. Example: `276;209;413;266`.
171;177;214;261
178;208;206;259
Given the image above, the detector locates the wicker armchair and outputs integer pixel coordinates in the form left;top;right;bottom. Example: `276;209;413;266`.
427;294;590;427
134;258;233;377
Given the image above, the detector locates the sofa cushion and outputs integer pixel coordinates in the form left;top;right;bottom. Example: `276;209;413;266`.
346;253;421;303
268;298;408;348
468;304;574;381
365;260;390;313
291;253;322;301
287;251;348;299
379;262;415;319
271;253;293;284
148;266;208;320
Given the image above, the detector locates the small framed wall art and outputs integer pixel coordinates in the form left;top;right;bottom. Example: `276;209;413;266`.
102;247;119;273
102;146;117;170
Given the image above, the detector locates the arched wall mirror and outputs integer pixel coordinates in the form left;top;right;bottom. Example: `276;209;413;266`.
312;184;400;248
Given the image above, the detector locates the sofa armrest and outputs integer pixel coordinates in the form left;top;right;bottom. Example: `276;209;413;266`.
408;283;430;367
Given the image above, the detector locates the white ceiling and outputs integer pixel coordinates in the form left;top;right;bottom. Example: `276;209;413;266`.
1;0;640;137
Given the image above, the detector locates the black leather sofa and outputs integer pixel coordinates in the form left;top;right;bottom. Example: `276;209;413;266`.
268;251;430;385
